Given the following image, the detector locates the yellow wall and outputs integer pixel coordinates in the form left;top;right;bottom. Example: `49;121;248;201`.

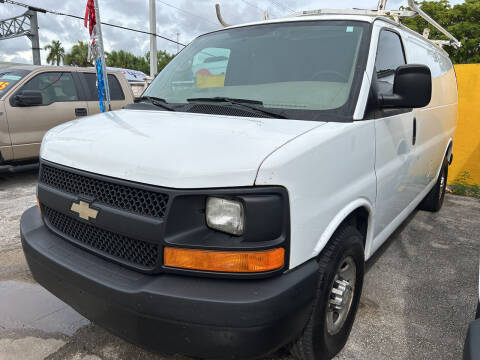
448;64;480;186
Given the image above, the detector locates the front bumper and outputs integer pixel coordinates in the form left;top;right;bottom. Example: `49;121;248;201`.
21;206;318;359
464;314;480;360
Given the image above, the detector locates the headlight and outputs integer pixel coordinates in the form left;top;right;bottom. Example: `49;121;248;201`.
206;197;244;236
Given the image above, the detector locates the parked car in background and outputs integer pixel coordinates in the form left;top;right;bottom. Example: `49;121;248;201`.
464;264;480;360
0;65;134;168
21;13;457;360
107;67;149;98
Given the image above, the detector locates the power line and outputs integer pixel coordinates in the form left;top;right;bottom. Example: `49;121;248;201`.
1;0;187;47
156;0;217;26
269;0;295;13
239;0;266;14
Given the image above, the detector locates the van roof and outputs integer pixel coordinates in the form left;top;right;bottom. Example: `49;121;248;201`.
224;14;378;30
213;13;450;56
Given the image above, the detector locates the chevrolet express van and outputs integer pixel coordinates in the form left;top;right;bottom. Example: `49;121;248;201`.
0;66;133;168
21;13;457;360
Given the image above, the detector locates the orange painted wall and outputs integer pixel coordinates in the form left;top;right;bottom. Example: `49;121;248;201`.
449;64;480;185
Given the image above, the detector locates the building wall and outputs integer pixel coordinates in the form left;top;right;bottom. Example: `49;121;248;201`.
449;64;480;186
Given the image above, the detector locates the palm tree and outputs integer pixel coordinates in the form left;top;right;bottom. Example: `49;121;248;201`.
44;40;65;66
64;41;91;67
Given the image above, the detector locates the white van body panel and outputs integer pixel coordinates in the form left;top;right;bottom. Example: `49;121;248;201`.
369;20;457;253
40;109;324;189
256;18;457;269
255;121;377;268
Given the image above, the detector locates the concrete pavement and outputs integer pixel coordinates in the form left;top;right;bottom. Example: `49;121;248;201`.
0;170;479;359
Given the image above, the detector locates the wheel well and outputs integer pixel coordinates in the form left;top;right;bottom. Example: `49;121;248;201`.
343;207;369;247
446;141;453;164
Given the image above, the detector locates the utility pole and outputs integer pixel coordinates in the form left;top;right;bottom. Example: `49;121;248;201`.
26;10;40;65
149;0;157;76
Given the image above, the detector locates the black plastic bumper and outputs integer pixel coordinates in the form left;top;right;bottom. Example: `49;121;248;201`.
21;206;318;359
464;315;480;360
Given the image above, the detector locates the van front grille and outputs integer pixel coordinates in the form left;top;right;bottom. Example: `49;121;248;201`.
40;164;169;218
42;205;159;269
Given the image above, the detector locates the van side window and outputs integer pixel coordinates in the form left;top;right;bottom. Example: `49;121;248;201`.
19;72;78;105
83;73;125;101
375;30;406;80
375;30;406;96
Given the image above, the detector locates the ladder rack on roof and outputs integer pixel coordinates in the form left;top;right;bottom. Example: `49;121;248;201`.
214;0;460;49
289;0;461;49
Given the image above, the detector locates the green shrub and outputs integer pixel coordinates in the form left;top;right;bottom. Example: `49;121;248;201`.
449;171;480;199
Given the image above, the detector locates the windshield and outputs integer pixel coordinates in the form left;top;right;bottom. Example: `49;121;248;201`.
144;21;369;121
0;69;31;98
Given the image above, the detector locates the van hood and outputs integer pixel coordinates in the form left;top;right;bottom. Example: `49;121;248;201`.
41;109;324;188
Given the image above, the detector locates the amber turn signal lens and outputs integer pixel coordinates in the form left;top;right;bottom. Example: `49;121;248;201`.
36;197;42;214
164;247;285;273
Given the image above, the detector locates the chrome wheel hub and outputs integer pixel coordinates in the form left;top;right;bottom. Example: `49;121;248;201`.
326;256;356;335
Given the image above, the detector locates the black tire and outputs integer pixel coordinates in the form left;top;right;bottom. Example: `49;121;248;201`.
290;225;364;360
419;157;448;212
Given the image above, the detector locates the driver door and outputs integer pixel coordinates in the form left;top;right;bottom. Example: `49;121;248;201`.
373;29;417;241
5;71;88;160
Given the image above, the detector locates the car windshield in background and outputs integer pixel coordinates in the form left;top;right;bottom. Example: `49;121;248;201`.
144;21;369;120
0;69;31;98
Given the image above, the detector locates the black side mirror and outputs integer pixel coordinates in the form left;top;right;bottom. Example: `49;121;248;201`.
14;90;43;107
379;64;432;109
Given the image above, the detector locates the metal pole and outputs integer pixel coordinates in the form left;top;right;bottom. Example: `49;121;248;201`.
149;0;157;76
93;0;111;111
28;10;41;65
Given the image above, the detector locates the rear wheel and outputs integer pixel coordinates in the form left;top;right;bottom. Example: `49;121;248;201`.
290;225;364;360
419;157;448;212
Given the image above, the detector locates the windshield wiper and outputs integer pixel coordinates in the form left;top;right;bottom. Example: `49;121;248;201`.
137;96;177;111
187;97;288;119
187;97;263;105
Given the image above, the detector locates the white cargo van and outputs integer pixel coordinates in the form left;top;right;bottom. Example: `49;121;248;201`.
21;9;458;360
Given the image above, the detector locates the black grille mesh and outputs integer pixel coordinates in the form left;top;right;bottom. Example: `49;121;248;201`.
186;104;270;118
43;206;159;268
40;165;169;218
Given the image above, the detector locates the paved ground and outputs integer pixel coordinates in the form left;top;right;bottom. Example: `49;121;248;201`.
0;170;479;360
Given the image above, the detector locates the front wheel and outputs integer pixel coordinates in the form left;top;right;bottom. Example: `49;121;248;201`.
290;225;364;360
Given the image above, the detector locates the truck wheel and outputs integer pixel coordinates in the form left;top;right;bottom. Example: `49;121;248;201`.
290;225;364;360
419;157;448;212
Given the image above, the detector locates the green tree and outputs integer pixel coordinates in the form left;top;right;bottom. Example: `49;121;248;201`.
64;41;91;67
107;49;175;75
146;50;176;74
401;0;480;64
106;50;149;73
44;40;65;65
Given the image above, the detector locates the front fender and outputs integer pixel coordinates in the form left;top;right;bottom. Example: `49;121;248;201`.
313;198;375;260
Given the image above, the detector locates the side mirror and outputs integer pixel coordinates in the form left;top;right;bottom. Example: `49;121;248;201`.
14;90;43;107
379;64;432;109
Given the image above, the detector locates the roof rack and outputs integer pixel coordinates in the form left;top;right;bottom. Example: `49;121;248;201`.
214;1;461;49
288;0;461;49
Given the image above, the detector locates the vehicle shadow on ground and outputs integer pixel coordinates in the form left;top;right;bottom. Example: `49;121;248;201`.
0;168;38;186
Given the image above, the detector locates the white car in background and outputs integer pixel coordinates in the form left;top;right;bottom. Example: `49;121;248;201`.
464;264;480;360
21;13;457;360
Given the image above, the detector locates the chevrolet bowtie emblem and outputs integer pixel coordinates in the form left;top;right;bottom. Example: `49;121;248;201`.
71;201;98;221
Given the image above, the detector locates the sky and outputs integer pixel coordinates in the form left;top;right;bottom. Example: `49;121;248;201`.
0;0;464;65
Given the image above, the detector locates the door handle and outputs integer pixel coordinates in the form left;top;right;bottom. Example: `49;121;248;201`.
412;117;417;146
75;108;88;117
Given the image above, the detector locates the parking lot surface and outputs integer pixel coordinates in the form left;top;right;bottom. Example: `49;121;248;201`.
0;170;479;360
